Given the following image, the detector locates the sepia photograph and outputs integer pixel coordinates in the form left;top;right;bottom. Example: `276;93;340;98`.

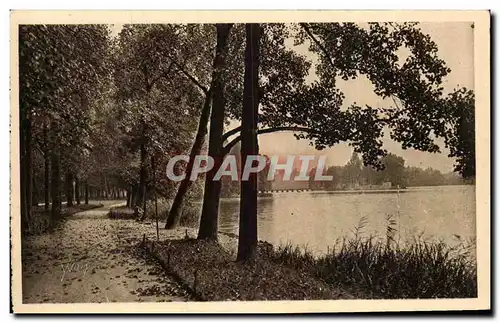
10;10;490;313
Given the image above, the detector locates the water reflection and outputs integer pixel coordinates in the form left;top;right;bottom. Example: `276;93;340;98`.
219;186;476;255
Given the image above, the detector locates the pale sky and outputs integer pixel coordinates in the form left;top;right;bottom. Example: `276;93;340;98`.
111;22;474;173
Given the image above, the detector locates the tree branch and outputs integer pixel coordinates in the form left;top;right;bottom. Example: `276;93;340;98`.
171;61;209;95
222;126;242;142
299;23;337;71
222;126;319;156
150;61;175;87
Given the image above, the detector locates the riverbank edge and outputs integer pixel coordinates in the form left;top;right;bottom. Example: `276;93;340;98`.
138;225;476;300
141;235;357;301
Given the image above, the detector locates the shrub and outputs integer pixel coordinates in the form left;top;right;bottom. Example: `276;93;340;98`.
109;199;201;228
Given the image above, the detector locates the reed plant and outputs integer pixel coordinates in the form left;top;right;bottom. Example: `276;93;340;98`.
265;213;477;299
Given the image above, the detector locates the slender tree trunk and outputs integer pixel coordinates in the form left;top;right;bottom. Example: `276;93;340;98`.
44;150;50;210
50;138;61;222
237;24;262;262
103;177;109;200
153;156;159;240
126;188;131;207
32;170;38;206
25;117;33;224
166;23;232;230
75;175;80;205
66;172;74;207
198;23;233;240
165;96;212;229
135;141;148;218
141;186;147;221
20;109;28;231
130;184;137;208
84;180;89;205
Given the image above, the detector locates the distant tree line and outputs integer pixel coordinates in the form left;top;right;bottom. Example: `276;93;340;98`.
308;152;468;190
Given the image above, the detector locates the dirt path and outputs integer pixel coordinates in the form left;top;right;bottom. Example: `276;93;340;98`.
22;201;192;303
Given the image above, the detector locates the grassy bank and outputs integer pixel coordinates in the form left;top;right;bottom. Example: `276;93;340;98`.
23;203;103;235
143;237;355;301
139;211;476;300
109;199;200;227
264;237;477;299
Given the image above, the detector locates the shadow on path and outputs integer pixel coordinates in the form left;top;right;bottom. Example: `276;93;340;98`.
22;200;191;303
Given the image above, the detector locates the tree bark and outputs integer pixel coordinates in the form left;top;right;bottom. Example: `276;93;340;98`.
198;23;233;240
66;172;74;207
44;149;50;210
50;138;61;222
164;95;211;229
20;109;28;230
237;23;262;262
141;185;147;221
32;170;38;206
130;184;137;208
75;175;80;205
134;141;148;218
84;180;89;205
23;117;33;227
126;187;131;207
152;156;159;240
165;23;232;230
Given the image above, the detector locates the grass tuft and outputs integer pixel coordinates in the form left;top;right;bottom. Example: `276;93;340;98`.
265;214;477;299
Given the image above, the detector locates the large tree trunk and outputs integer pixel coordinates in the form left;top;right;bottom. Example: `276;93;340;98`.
50;139;61;222
237;24;262;262
44;150;50;210
66;172;74;207
198;23;233;240
75;175;80;205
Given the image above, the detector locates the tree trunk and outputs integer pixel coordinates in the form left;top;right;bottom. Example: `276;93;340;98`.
165;95;212;229
44;150;50;210
130;184;137;208
126;188;131;207
237;24;262;262
50;139;61;222
153;156;159;240
20;109;28;231
135;141;148;218
66;172;74;207
165;23;232;230
141;186;147;220
24;117;33;226
84;180;89;205
198;23;233;240
75;175;80;205
32;170;38;206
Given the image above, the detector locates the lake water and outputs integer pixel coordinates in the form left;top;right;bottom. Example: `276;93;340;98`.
218;185;476;254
